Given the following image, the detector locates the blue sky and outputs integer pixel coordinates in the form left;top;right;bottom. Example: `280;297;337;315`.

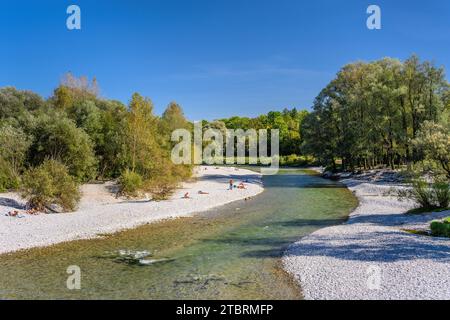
1;0;450;120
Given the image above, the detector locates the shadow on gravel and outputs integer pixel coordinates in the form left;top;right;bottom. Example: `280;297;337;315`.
286;230;450;263
0;197;25;210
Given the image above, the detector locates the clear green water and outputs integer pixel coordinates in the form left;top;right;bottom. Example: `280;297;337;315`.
0;169;357;300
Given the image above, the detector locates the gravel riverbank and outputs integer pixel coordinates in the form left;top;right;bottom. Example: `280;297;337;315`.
283;173;450;300
0;166;263;255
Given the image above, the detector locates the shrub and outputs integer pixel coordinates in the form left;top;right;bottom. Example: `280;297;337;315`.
432;179;450;208
144;161;192;201
0;157;20;192
430;219;450;238
0;124;31;175
397;177;450;210
21;160;80;212
411;179;436;209
280;154;313;167
144;175;178;201
118;169;143;198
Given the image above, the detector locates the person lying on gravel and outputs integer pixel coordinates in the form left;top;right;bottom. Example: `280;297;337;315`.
182;192;191;199
5;210;25;218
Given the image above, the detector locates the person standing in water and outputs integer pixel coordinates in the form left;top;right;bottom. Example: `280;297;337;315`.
229;179;234;190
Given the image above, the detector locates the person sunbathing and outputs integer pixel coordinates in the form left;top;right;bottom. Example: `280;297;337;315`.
182;192;191;199
198;190;209;195
238;182;246;189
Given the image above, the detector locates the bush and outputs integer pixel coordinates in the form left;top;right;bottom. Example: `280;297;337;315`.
144;175;178;201
144;160;192;201
432;179;450;208
0;124;31;175
411;179;436;209
118;169;143;198
21;160;80;212
0;158;20;192
398;177;449;210
280;154;313;167
430;219;450;238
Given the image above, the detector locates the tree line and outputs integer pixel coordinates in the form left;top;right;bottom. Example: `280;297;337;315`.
1;55;449;210
301;55;450;177
0;74;191;210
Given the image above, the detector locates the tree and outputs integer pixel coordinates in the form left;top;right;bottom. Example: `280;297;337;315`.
28;113;97;181
0;87;46;120
161;102;190;132
0;124;31;176
413;121;450;178
301;55;449;171
125;93;160;176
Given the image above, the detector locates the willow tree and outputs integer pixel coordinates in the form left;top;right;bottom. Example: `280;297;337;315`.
301;55;449;171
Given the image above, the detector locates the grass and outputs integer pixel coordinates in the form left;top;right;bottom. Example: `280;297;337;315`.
402;229;431;236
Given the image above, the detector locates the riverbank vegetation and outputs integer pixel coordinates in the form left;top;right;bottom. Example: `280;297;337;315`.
0;74;192;210
431;218;450;238
301;55;449;175
216;55;449;211
1;55;449;212
299;55;449;211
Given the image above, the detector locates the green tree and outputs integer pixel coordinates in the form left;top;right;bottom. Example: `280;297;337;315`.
28;113;97;181
413;121;450;178
0;124;31;176
125;93;160;175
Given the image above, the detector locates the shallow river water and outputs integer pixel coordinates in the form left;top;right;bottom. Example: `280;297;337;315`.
0;169;357;299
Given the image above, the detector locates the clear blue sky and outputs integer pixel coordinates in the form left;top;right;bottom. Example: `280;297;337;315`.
1;0;450;120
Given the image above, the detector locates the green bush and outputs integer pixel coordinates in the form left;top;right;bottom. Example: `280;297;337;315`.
398;177;450;210
280;154;313;167
118;169;143;198
411;179;436;209
21;160;80;212
430;219;450;238
144;175;178;201
432;179;450;208
0;158;20;192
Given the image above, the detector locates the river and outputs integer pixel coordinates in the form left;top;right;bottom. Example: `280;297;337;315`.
0;169;357;299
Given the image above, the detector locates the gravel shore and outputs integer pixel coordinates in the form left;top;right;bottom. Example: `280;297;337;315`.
283;176;450;300
0;166;263;255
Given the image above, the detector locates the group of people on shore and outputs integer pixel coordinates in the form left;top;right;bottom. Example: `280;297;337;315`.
182;178;248;199
229;179;247;190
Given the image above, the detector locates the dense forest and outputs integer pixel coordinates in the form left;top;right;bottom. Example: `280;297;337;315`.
0;74;191;210
214;56;449;176
302;55;450;177
203;108;311;166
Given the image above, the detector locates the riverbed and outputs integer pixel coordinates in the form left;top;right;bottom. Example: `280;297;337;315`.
0;169;357;299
